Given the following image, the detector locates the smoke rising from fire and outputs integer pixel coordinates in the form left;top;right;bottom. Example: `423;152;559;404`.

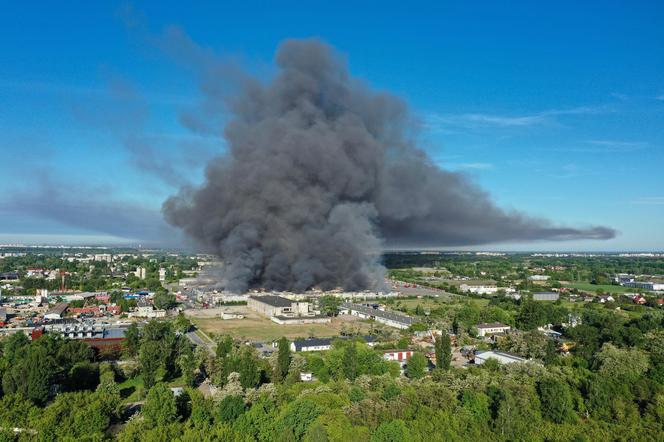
163;39;615;292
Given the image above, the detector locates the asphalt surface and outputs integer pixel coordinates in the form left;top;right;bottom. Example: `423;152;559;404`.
186;330;215;354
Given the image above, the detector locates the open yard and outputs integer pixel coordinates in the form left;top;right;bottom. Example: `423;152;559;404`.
185;306;377;341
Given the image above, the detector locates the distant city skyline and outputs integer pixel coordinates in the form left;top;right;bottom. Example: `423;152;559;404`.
1;1;663;251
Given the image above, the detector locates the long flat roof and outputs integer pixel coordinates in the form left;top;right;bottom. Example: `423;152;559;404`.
475;350;526;363
341;302;414;325
292;335;379;351
249;295;294;307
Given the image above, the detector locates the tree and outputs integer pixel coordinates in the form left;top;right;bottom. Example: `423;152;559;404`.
177;343;197;388
124;323;141;357
275;337;291;383
189;389;213;427
223;346;262;389
142;383;178;427
371;419;408;442
217;395;246;422
596;343;649;382
407;353;427;379
342;343;359;380
275;399;323;441
435;333;451;370
319;296;341;317
154;291;177;310
1;332;30;361
516;301;547;330
68;361;99;391
216;335;234;359
2;346;55;405
538;378;574;423
174;313;192;334
140;341;163;389
452;316;460;335
56;339;94;370
497;330;549;360
495;383;543;441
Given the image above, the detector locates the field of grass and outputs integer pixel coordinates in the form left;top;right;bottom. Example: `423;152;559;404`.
391;298;445;310
189;312;375;341
563;282;634;294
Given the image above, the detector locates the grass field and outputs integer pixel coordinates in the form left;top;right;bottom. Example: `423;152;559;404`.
187;307;376;341
391;298;445;310
563;282;634;294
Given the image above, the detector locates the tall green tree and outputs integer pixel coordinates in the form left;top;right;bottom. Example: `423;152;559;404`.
318;296;341;317
435;333;452;370
537;378;574;423
275;337;291;383
406;353;427;379
2;346;55;405
177;343;197;388
142;383;178;427
124;323;141;357
516;301;547;330
216;335;234;359
140;341;162;389
342;343;359;381
217;395;246;422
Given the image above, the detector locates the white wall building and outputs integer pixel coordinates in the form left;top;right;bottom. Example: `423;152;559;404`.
247;295;329;324
476;322;511;337
528;275;550;281
459;284;499;295
135;267;146;280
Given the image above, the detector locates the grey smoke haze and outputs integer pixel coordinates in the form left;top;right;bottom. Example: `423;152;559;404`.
163;39;616;292
8;173;177;245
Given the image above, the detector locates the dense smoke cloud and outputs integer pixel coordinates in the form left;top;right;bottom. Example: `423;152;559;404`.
163;39;616;292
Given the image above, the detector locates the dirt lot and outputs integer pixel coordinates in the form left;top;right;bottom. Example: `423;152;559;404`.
185;306;376;342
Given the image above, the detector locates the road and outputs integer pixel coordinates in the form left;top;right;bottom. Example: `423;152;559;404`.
186;329;215;355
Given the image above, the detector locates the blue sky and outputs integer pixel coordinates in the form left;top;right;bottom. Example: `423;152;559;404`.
0;1;662;250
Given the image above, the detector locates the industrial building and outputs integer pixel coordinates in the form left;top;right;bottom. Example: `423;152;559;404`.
622;281;664;291
532;292;560;301
44;302;69;320
248;295;330;324
339;302;415;329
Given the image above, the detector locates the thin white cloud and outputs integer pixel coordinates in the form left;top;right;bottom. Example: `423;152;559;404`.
426;105;608;131
552;140;649;153
448;162;494;170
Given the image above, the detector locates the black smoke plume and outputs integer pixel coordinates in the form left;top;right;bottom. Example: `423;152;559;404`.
163;39;616;292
